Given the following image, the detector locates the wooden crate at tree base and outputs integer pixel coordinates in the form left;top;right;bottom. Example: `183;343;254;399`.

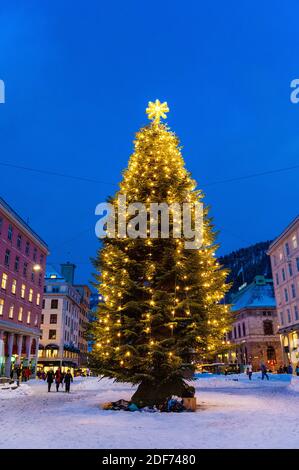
182;397;197;412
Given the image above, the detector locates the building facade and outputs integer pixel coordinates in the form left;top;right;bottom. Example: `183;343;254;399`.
38;263;91;373
0;197;48;376
268;216;299;369
227;276;282;371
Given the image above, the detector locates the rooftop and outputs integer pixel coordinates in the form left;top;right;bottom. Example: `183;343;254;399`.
268;215;299;253
231;275;276;312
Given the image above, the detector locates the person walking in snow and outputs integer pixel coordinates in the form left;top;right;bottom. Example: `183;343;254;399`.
261;363;269;381
46;369;55;392
60;371;65;389
55;368;62;392
64;369;73;393
247;363;253;380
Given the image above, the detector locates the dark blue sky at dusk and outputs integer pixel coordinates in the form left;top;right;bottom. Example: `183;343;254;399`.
0;0;298;285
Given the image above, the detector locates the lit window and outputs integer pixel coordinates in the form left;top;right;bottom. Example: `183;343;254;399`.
293;234;298;249
29;288;33;302
26;311;31;324
279;252;283;260
36;293;40;306
21;284;26;298
1;273;7;290
18;307;23;322
9;305;14;319
0;299;4;316
11;279;17;294
34;314;38;326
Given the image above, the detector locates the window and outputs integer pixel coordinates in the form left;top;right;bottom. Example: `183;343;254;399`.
238;324;241;337
38;274;42;287
52;287;59;293
51;299;58;309
285;288;289;302
295;306;299;321
14;256;19;272
42;299;45;309
279;252;283;260
25;241;30;256
21;284;26;298
40;254;44;265
31;271;35;282
267;346;276;361
292;284;296;298
297;258;299;272
286;243;290;256
23;262;28;277
282;268;286;281
65;316;68;326
1;273;8;290
36;293;40;306
263;320;274;335
34;314;38;326
4;249;10;266
234;326;237;338
49;329;56;340
50;314;57;324
287;309;292;323
18;307;23;322
7;224;13;241
293;234;298;249
289;263;293;277
41;314;44;324
0;299;4;316
26;311;31;324
11;279;17;294
17;234;22;249
29;288;33;302
276;273;279;285
9;305;14;319
280;312;284;325
242;323;246;336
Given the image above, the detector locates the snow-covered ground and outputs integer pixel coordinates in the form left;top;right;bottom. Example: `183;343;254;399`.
1;373;299;449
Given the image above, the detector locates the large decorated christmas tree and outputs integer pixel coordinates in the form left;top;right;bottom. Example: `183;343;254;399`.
90;100;231;406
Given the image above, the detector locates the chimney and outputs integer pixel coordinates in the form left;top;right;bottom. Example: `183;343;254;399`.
60;262;76;285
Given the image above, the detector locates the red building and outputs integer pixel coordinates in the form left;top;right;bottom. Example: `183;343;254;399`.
0;197;48;377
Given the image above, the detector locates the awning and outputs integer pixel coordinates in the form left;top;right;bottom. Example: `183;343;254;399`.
45;344;59;350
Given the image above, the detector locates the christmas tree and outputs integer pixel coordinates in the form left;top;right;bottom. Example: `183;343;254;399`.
90;100;231;406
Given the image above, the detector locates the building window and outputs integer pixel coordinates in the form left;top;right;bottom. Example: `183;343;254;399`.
289;263;293;277
292;284;296;298
50;314;57;324
18;307;23;322
14;256;19;272
287;309;292;323
29;288;33;302
280;312;284;325
51;299;58;309
0;299;4;316
23;262;28;278
27;311;31;324
293;234;298;249
33;247;37;262
276;273;279;285
285;288;289;302
49;329;56;340
38;274;42;287
21;284;26;298
242;323;246;336
294;306;299;321
34;314;38;326
7;224;13;241
279;252;283;260
1;273;8;290
263;320;274;335
9;305;14;319
267;346;276;361
31;271;35;282
286;243;290;256
11;279;17;294
238;324;241;337
40;254;44;265
297;258;299;272
41;314;44;324
52;287;59;293
36;293;40;305
282;268;286;282
4;249;10;267
25;241;30;256
42;299;45;309
17;234;22;249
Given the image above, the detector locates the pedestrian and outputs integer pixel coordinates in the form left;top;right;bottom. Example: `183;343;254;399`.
288;364;293;375
261;363;269;381
283;364;288;374
16;366;22;385
55;368;62;392
46;369;55;392
25;367;30;381
296;364;299;376
64;369;73;393
247;363;253;380
60;371;65;389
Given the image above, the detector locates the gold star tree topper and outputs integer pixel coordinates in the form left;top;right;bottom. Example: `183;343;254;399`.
146;99;169;124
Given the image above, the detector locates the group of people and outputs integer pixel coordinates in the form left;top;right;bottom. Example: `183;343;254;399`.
10;366;31;385
277;364;296;375
46;367;73;393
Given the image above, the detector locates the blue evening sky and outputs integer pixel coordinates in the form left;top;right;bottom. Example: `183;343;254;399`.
0;0;298;285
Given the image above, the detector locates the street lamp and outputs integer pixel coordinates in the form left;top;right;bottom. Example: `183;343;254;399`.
33;264;42;272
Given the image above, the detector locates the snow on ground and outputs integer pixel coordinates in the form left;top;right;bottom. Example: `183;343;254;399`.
0;373;299;449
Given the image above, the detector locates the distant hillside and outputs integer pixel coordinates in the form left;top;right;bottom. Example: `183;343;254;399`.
219;241;273;298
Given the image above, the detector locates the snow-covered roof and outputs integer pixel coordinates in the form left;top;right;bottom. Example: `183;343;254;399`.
231;276;276;311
